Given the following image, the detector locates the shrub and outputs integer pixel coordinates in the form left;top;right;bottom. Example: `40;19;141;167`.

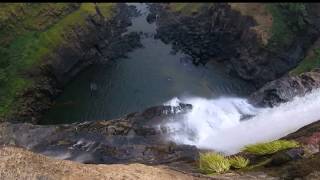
199;152;230;174
267;3;307;50
228;156;249;169
243;140;300;155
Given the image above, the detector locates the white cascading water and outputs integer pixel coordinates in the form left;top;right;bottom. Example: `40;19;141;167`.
162;88;320;155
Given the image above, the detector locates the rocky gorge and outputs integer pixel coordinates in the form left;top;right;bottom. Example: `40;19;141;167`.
150;3;320;87
1;3;320;180
0;3;142;123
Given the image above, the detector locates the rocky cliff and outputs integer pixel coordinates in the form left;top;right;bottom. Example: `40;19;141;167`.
150;3;320;87
1;3;320;179
0;3;141;123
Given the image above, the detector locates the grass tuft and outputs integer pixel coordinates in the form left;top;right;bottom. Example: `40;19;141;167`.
199;152;230;174
242;140;300;155
228;156;249;169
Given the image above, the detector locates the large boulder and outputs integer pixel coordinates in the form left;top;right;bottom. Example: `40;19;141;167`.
249;69;320;107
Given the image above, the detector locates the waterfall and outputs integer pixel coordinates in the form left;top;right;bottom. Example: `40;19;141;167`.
162;88;320;155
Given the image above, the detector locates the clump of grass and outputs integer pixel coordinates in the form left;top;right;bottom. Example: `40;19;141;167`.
199;152;230;174
243;140;300;155
228;156;249;169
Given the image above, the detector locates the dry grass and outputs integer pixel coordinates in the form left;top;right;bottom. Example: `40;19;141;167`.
229;3;273;45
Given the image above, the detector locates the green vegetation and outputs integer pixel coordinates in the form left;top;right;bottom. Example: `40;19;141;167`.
243;140;300;155
246;158;272;170
199;152;251;175
228;156;249;169
198;140;300;175
199;140;300;174
199;152;230;174
0;3;115;118
167;3;214;16
290;48;320;75
266;3;307;50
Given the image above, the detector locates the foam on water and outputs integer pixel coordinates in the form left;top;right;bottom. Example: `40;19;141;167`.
163;88;320;155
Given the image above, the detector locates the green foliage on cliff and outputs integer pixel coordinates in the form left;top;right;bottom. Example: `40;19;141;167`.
243;140;300;155
167;3;214;16
291;48;320;75
0;3;116;118
267;3;307;50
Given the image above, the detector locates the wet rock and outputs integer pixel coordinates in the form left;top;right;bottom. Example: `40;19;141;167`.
269;152;320;179
269;148;304;166
146;13;156;24
283;121;320;156
0;104;198;166
240;114;255;121
249;69;320;107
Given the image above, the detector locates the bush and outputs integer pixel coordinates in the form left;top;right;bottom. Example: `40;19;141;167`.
243;140;300;155
267;3;307;50
199;152;230;174
228;156;249;169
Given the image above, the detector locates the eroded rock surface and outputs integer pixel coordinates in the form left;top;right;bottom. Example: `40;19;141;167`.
0;104;197;169
249;68;320;107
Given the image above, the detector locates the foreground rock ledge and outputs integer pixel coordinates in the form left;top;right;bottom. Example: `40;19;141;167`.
0;146;197;180
0;146;280;180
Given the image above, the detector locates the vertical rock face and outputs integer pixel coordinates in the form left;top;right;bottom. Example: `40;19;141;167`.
44;4;135;86
150;3;320;87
